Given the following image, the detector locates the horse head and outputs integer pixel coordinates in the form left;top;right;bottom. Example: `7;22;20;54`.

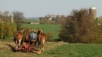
37;29;43;34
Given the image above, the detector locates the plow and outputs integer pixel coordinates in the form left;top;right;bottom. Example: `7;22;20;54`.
15;42;42;54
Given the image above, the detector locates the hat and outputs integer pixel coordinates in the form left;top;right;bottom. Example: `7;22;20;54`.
33;30;36;32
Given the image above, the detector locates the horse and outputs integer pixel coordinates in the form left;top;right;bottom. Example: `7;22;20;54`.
14;29;24;48
37;29;47;52
24;29;32;43
24;33;30;43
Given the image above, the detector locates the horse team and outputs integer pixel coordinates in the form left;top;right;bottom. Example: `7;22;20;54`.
14;29;47;52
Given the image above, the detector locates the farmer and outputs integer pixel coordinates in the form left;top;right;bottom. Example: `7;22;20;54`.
29;30;37;47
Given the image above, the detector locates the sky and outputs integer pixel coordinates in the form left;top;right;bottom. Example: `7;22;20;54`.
0;0;102;17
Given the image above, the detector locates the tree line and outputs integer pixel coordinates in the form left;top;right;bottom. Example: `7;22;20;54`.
1;8;102;43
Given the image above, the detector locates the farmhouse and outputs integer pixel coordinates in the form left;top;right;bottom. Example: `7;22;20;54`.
30;22;40;24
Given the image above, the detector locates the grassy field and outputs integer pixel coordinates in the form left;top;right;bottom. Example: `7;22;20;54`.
46;44;102;57
22;19;61;40
22;24;61;39
0;41;102;57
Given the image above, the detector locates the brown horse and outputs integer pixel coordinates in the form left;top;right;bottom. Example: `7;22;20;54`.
24;33;30;42
14;29;24;48
24;29;32;43
37;29;47;52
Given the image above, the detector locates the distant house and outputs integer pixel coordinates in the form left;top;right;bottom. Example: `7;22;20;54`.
48;17;52;20
30;22;40;24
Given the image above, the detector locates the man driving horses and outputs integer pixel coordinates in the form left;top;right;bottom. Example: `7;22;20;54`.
29;30;37;47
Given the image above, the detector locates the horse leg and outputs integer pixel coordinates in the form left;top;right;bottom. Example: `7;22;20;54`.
41;44;44;52
15;40;18;48
18;39;22;47
41;39;45;52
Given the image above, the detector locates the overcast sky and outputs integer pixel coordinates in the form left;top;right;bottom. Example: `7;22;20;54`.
0;0;102;17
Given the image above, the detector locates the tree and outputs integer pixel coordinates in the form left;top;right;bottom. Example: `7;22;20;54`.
58;15;66;24
3;11;10;22
0;23;5;39
3;11;9;16
12;11;24;30
5;23;17;37
59;9;101;43
0;23;17;39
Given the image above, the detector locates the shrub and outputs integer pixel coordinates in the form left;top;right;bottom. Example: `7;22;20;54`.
59;9;102;43
0;23;5;39
46;32;54;41
0;23;16;39
5;23;17;37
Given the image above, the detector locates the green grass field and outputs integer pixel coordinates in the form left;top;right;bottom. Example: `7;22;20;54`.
22;24;61;39
46;44;102;57
22;19;61;40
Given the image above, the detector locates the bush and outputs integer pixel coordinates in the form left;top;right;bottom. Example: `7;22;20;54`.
46;32;54;41
0;23;5;39
0;23;17;39
59;9;102;43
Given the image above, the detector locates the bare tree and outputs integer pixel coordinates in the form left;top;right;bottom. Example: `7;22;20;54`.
3;11;10;22
12;11;24;30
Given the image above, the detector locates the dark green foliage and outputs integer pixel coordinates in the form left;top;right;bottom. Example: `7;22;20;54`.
59;9;102;43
